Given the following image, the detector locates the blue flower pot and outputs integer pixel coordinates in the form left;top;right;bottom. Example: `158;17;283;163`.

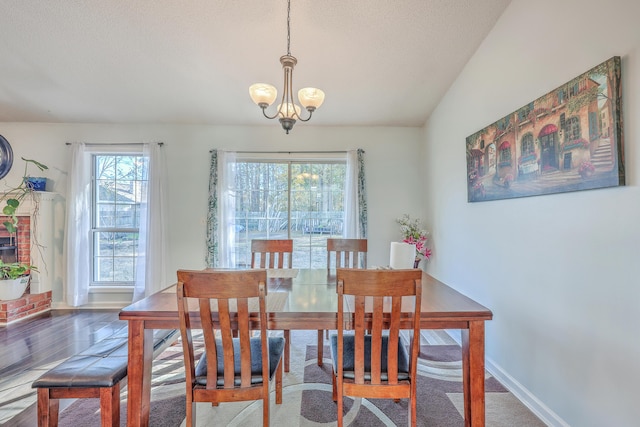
24;177;47;191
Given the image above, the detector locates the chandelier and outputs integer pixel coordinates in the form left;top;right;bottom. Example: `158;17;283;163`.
249;0;325;134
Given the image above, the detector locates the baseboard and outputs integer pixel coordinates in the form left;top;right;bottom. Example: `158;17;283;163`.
442;330;569;427
51;301;125;310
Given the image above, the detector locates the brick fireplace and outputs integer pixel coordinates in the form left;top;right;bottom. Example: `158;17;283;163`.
0;216;31;268
0;214;53;325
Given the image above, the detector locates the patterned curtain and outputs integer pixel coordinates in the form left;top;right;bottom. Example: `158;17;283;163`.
206;150;218;267
357;148;368;238
206;150;236;268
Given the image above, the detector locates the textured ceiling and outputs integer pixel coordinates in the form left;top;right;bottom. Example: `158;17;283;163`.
0;0;511;127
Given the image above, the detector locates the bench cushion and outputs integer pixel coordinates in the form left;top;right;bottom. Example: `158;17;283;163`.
32;328;177;389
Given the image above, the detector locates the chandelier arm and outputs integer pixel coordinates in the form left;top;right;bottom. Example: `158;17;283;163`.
287;66;297;119
296;109;314;122
261;106;280;120
280;65;290;117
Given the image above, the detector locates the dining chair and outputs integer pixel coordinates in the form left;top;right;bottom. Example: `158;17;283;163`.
176;269;284;427
331;268;422;427
326;238;367;270
317;238;368;365
250;239;293;372
251;239;293;269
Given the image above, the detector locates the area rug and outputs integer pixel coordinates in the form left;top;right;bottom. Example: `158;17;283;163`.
298;344;510;427
57;331;545;426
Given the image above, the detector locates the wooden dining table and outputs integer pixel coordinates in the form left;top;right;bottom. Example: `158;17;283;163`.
119;269;493;427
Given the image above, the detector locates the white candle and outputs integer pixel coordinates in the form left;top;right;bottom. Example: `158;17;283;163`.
389;242;416;269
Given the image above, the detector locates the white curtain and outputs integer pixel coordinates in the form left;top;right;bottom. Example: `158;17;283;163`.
344;149;360;238
65;143;91;306
133;143;169;301
217;151;236;268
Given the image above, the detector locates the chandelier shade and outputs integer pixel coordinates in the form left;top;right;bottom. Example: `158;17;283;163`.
249;83;278;107
298;88;325;110
277;102;301;119
248;0;324;134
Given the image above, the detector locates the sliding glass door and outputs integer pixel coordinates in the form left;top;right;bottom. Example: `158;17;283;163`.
232;159;346;268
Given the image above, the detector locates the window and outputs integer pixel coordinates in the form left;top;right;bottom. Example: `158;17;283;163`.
231;159;346;268
499;146;511;166
567;116;581;140
521;133;535;156
91;154;148;286
558;89;565;104
517;102;534;122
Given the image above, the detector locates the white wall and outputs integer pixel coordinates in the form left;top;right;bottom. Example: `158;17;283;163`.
422;0;640;426
2;123;423;305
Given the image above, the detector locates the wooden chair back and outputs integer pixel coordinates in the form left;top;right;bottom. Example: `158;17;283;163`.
251;239;293;269
176;269;282;426
327;238;367;270
334;268;422;426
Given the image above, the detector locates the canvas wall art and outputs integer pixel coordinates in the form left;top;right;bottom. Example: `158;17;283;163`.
466;56;624;202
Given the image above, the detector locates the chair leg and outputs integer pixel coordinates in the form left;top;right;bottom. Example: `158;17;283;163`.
37;388;58;427
336;385;343;427
186;395;196;427
284;330;290;372
99;384;120;427
410;382;417;427
275;357;283;404
263;384;270;427
317;330;324;365
331;371;337;402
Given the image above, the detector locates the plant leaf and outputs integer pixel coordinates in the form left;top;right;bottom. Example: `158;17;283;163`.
6;199;19;208
21;157;48;171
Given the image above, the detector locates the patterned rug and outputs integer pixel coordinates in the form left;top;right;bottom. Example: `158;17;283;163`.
55;330;545;426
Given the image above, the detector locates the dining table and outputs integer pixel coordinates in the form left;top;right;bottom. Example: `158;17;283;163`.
119;268;493;427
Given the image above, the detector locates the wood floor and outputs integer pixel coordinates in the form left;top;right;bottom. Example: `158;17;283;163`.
0;309;123;426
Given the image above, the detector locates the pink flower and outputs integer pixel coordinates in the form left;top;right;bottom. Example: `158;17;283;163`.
397;214;432;260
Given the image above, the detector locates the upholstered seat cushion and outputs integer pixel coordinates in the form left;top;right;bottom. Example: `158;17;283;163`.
330;334;410;381
194;336;285;386
32;329;177;389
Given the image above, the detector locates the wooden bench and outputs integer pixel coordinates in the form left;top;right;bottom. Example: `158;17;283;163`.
32;325;178;427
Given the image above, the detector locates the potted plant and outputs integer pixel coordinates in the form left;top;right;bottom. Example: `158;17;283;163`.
0;260;37;300
0;158;48;300
2;157;48;238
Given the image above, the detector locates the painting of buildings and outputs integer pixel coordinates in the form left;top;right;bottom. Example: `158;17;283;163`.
466;56;624;202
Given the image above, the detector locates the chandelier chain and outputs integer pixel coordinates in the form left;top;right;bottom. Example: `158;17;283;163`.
286;0;291;55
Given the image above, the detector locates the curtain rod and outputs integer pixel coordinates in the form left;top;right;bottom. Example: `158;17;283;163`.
65;142;163;146
208;150;361;154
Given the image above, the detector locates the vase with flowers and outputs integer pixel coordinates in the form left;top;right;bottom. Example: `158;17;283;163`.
396;214;432;268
